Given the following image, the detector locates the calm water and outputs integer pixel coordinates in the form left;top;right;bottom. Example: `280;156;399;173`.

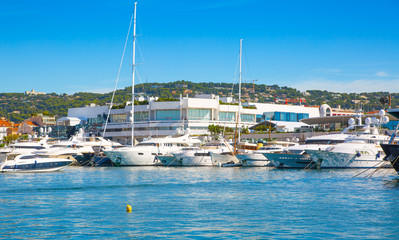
1;166;399;239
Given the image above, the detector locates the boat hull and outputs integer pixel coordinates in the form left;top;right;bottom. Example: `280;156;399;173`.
263;153;317;169
209;152;239;167
1;158;73;173
104;149;162;166
381;144;399;173
236;154;273;167
306;149;387;169
158;155;182;166
306;150;355;168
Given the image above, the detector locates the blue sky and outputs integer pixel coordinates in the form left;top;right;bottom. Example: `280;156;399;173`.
1;0;398;94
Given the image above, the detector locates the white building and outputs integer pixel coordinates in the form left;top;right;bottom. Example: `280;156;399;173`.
67;94;321;144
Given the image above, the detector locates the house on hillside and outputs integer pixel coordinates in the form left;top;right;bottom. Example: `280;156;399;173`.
18;121;39;135
0;118;13;140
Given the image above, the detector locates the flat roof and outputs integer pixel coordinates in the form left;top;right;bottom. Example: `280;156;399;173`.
300;114;397;125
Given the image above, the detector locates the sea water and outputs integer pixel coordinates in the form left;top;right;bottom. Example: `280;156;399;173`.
1;167;399;239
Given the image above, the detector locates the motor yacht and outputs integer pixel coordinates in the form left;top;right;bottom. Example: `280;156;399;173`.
0;153;73;172
305;115;390;168
104;133;202;166
237;141;298;167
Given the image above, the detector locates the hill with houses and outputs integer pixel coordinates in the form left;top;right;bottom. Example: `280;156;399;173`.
0;80;394;125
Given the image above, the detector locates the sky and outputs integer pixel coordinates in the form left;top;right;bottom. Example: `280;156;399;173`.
1;0;399;94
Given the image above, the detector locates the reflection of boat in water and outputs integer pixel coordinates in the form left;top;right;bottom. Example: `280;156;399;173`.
0;153;73;173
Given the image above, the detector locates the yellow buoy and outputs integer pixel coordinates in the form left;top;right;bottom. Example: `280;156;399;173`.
126;204;132;212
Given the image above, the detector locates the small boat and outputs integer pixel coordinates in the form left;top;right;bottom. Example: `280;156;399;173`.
0;153;73;173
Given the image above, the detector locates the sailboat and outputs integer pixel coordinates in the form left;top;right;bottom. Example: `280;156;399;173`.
210;39;245;167
104;2;201;166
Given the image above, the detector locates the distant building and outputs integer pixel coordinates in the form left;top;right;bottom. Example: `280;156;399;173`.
0;118;13;140
25;89;46;96
56;117;82;126
17;121;39;135
39;114;56;126
67;94;322;144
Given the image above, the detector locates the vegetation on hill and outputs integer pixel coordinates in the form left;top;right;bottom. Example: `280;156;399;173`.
0;80;394;123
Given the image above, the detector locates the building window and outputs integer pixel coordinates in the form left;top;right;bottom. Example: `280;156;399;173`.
188;109;211;120
297;113;309;121
219;112;235;122
241;114;255;122
263;112;274;121
110;114;127;123
134;112;149;122
156;110;180;120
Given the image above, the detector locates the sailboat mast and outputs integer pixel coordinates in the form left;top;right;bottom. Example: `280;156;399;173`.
233;39;243;155
238;39;242;143
131;2;137;147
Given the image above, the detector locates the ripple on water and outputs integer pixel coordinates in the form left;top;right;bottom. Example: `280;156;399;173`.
1;167;399;239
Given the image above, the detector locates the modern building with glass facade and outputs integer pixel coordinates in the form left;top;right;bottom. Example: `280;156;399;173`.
67;95;321;144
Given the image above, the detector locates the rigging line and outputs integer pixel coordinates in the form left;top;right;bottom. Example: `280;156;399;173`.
352;159;386;178
243;46;253;85
101;10;134;140
136;38;146;66
135;71;147;119
382;163;395;180
222;52;240;136
365;161;389;178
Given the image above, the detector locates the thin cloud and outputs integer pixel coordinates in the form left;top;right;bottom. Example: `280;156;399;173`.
311;68;342;74
376;71;389;77
292;78;399;93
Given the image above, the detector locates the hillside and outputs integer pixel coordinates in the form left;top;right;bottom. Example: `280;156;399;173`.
0;80;394;123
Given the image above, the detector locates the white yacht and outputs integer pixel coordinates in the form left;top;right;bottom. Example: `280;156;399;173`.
0;153;73;173
263;133;349;168
237;141;298;167
0;138;51;162
305;114;390;168
171;142;231;167
104;133;202;166
34;132;121;166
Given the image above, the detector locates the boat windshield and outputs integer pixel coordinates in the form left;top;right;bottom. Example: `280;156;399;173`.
305;139;345;145
289;150;305;154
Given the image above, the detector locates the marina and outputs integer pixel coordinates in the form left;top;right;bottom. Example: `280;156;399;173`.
1;0;399;238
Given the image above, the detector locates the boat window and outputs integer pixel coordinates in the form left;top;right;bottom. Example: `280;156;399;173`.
151;153;157;155
138;153;144;155
136;143;157;147
194;152;211;156
305;139;345;145
19;155;36;159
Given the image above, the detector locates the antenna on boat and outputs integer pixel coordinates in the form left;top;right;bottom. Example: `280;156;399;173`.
131;1;137;147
